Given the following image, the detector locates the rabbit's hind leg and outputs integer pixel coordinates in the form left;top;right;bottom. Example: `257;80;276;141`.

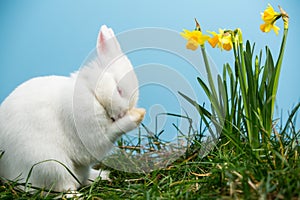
83;168;111;187
89;168;111;182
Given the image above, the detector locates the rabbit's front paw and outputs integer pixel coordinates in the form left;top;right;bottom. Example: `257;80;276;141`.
109;108;146;136
128;108;146;125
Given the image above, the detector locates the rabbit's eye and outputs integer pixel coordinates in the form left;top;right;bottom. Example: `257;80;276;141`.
117;86;123;96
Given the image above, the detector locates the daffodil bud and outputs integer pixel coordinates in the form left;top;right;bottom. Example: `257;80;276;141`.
237;28;243;44
255;55;259;79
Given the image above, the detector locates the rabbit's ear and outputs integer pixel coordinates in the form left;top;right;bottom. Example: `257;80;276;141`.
96;25;122;60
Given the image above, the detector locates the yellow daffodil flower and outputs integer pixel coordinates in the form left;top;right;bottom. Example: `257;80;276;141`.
260;4;281;35
208;29;233;51
180;29;210;51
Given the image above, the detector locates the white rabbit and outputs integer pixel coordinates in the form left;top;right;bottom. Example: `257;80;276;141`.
0;25;145;192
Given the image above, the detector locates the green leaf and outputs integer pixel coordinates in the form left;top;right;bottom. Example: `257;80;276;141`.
178;91;211;118
281;102;300;135
217;75;227;116
197;77;212;100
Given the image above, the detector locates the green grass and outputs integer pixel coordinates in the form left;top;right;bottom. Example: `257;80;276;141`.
1;107;299;199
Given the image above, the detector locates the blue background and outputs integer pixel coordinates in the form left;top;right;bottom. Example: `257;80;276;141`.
0;0;299;129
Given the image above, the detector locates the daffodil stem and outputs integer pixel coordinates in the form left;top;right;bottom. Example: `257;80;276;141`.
200;46;216;97
200;45;222;121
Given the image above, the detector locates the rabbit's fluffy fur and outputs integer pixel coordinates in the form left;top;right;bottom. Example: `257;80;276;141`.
0;25;145;192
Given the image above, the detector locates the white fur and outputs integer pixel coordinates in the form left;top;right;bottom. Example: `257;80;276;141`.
0;25;145;192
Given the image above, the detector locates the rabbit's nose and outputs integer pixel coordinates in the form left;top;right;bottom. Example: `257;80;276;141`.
110;110;126;122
